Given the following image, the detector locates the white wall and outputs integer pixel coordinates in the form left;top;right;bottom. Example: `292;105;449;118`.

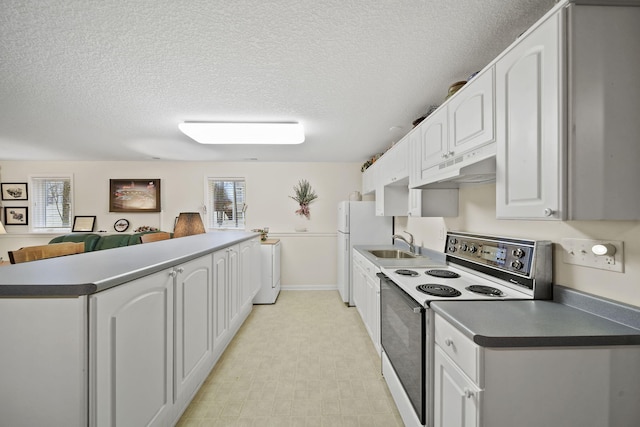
396;183;640;308
0;161;364;288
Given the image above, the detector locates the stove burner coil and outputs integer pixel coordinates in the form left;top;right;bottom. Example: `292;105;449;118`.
416;284;462;297
466;285;505;297
395;269;420;277
426;269;460;279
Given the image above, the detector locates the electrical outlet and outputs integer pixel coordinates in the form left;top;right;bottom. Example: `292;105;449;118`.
561;238;624;273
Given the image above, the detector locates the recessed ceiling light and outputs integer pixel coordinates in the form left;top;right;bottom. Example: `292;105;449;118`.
179;122;305;145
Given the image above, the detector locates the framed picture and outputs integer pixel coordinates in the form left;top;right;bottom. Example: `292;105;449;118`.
109;179;161;213
72;215;96;232
4;207;28;225
1;183;28;200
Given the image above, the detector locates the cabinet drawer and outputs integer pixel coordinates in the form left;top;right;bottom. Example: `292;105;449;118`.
435;314;480;384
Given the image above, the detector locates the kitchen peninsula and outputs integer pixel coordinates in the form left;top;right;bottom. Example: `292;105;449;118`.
0;231;261;427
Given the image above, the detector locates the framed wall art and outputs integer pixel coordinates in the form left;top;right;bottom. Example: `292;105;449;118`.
4;207;28;225
72;215;96;232
1;183;28;200
109;179;161;213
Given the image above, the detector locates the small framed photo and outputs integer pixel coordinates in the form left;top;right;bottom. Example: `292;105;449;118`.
4;207;28;225
1;183;28;200
72;215;96;232
110;179;161;213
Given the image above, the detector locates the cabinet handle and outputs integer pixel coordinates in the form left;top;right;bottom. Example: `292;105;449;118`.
169;270;177;278
543;208;554;217
445;338;454;347
448;151;455;157
464;388;474;399
176;267;184;274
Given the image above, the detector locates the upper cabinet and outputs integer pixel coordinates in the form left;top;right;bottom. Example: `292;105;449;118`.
496;1;640;220
411;68;497;189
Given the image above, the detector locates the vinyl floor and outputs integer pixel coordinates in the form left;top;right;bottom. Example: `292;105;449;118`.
177;290;403;426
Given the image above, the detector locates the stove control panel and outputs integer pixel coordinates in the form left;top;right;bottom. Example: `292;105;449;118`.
445;232;536;276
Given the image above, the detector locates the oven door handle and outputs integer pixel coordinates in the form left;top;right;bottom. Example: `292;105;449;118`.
377;273;424;314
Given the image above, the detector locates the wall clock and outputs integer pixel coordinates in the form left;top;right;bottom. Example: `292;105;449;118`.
114;218;130;232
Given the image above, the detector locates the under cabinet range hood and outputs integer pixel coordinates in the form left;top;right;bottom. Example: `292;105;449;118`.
413;151;497;189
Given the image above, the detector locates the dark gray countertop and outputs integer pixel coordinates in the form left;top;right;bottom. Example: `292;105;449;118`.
431;299;640;347
0;231;258;297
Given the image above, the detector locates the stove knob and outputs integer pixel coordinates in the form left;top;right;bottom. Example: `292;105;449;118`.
460;244;468;252
512;248;525;258
511;260;523;270
449;238;457;245
448;246;456;253
468;245;477;253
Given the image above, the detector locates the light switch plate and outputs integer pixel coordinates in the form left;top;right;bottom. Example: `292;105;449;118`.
561;238;624;273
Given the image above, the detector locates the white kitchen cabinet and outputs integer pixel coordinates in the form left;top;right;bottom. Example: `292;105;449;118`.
408;129;460;217
212;245;239;354
373;138;411;217
419;105;448;174
495;10;562;220
352;250;381;355
254;239;281;304
412;68;496;189
173;255;214;418
496;2;640;220
90;269;174;427
241;237;262;302
434;313;640;427
362;163;376;195
434;346;480;427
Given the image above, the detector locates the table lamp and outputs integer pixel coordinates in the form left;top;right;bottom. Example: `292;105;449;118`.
173;212;205;238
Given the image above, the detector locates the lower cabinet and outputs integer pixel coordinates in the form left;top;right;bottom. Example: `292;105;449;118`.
352;250;381;355
173;256;215;419
433;313;640;427
90;240;260;426
90;268;175;427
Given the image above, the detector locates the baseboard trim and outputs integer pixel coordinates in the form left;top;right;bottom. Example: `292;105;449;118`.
281;284;337;291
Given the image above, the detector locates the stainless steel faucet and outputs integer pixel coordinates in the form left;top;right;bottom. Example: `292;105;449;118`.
392;231;415;254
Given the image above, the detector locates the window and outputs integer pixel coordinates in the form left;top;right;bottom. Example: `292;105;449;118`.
31;176;73;230
207;178;245;230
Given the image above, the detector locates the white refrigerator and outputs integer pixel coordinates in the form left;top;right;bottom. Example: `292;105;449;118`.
337;201;392;305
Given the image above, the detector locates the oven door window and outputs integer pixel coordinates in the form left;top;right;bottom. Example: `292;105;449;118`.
380;276;426;425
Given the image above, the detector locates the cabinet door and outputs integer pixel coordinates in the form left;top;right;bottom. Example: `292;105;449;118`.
448;67;495;156
212;250;229;348
173;256;213;411
239;239;255;308
387;137;409;183
365;271;380;354
362;166;375;195
420;106;448;172
495;12;563;219
352;254;366;315
227;245;241;326
91;270;174;427
434;346;480;427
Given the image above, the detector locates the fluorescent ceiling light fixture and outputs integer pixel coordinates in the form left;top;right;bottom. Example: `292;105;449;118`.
179;122;305;145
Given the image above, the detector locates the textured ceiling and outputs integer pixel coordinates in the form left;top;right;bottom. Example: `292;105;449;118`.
0;0;555;162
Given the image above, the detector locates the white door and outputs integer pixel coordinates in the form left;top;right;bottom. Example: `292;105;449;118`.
448;67;495;156
420;106;449;172
434;346;480;427
173;255;213;412
212;249;229;348
91;270;174;427
495;12;563;219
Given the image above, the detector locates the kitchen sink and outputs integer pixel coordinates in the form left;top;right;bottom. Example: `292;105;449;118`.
368;249;417;259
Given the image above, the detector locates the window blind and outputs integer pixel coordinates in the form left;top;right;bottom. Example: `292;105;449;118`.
31;176;73;229
207;178;246;230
